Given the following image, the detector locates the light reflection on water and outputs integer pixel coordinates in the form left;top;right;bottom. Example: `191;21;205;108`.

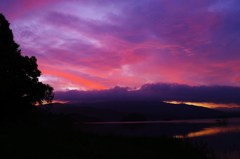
82;118;240;137
81;118;240;159
83;118;226;125
175;125;240;138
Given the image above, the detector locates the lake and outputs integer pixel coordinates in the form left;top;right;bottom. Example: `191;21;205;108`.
80;118;240;159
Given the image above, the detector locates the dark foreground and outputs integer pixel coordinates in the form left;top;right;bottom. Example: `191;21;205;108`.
0;109;216;159
1;127;215;159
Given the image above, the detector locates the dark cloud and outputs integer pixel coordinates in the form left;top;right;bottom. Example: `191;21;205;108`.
140;83;240;104
55;83;240;105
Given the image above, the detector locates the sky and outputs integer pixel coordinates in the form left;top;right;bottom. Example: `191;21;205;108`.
1;0;240;92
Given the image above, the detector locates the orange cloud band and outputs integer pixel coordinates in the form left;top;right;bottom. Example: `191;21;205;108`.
42;69;107;90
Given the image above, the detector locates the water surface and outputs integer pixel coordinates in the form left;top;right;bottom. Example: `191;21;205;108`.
81;118;240;159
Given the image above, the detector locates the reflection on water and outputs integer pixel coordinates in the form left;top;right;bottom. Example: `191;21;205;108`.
83;118;226;125
81;118;240;159
81;118;240;137
175;125;240;138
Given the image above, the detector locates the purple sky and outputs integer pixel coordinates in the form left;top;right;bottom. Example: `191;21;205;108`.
1;0;240;91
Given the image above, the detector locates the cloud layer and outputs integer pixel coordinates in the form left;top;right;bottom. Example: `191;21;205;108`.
55;83;240;107
1;0;240;90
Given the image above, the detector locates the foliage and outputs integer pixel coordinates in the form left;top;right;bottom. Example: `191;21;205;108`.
0;128;216;159
0;13;53;110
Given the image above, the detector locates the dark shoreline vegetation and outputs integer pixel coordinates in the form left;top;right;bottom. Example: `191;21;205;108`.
0;109;218;159
0;110;216;159
1;130;215;159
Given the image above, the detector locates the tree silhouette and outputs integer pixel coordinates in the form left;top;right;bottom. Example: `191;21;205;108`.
0;13;53;112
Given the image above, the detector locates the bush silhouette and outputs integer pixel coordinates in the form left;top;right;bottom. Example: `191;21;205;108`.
0;13;53;114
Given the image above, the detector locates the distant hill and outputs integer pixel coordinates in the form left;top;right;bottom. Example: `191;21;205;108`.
42;100;226;122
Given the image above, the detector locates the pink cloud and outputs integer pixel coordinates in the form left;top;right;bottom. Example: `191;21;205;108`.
42;69;106;90
1;0;240;90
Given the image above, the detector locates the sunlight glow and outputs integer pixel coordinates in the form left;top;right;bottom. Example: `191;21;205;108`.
42;69;107;90
164;101;240;109
175;126;240;138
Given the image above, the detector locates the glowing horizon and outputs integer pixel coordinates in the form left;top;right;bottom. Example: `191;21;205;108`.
165;101;240;109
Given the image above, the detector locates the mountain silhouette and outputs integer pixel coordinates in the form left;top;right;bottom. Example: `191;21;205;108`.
46;100;226;122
